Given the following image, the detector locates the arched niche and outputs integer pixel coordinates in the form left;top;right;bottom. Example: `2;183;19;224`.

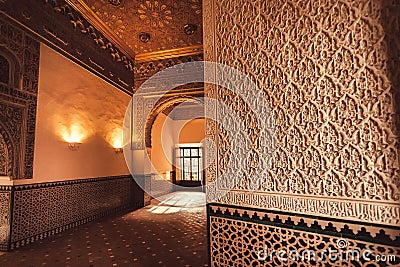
0;46;24;180
0;47;22;88
144;96;204;148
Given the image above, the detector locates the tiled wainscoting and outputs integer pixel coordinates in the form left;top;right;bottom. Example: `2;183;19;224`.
0;175;144;251
207;203;400;267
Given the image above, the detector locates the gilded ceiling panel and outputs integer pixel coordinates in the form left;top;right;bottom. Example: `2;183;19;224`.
83;0;202;55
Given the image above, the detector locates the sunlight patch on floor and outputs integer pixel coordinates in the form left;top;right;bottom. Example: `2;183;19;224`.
148;191;206;214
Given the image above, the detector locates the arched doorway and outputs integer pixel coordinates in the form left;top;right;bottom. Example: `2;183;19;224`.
144;95;205;196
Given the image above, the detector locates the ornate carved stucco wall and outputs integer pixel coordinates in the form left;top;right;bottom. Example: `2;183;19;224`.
204;0;400;225
132;54;204;151
0;13;40;180
204;1;400;265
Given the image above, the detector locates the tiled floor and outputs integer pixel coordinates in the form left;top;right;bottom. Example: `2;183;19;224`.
0;192;208;267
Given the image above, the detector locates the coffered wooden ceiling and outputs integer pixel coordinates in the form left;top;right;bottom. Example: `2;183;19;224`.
70;0;203;61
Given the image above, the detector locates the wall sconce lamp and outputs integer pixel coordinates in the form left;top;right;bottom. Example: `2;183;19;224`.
114;147;123;153
68;142;80;151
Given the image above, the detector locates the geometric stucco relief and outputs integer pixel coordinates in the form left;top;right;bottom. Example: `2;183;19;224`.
0;14;39;179
203;0;400;225
0;133;9;176
133;54;204;150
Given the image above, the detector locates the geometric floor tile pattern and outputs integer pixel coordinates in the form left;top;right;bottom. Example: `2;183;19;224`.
0;192;208;267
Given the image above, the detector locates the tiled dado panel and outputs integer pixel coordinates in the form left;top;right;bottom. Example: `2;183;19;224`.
0;175;144;251
203;0;400;224
208;204;400;267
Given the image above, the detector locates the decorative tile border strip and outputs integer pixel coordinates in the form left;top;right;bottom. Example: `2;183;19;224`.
13;175;134;190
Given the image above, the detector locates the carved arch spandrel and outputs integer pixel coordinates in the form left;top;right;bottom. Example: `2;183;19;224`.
144;95;204;148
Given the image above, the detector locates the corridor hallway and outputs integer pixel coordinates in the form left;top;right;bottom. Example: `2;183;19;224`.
0;192;208;267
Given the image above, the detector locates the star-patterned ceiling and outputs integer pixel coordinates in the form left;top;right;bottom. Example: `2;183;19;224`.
83;0;203;56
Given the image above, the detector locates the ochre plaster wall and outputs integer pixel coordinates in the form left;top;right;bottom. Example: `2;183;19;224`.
178;118;205;144
151;113;174;175
16;44;131;184
151;116;205;175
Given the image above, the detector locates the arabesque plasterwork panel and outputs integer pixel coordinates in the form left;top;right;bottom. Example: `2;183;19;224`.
203;0;400;225
0;14;40;179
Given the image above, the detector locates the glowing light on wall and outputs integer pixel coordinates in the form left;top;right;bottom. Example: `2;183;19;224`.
108;128;123;153
113;136;122;148
60;124;87;143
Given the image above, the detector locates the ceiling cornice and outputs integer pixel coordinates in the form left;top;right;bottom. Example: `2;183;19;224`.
66;0;135;59
135;45;203;63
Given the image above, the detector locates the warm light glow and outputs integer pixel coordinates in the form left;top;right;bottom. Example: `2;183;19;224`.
113;139;122;149
59;123;87;143
147;192;206;213
109;128;123;149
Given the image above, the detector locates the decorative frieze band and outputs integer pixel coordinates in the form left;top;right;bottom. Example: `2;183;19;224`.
217;192;400;227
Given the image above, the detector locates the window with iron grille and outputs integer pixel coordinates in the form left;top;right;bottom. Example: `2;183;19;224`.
176;145;203;181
